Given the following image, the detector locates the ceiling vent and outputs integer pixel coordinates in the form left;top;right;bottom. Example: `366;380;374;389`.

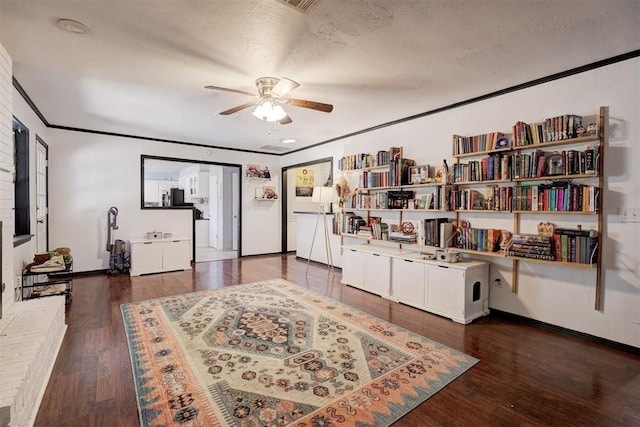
260;144;292;152
274;0;317;13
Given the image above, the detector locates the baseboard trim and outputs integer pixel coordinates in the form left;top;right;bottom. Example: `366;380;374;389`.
490;309;639;355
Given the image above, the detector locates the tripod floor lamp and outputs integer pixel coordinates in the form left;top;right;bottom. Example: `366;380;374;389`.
305;186;335;275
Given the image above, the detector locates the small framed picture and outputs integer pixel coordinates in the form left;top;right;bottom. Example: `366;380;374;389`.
409;166;421;184
419;164;430;182
410;164;430;184
255;187;264;198
263;186;277;199
494;136;511;150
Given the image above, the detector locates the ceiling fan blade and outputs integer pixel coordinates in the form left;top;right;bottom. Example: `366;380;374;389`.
285;98;334;113
219;102;256;115
279;115;293;125
271;78;300;98
204;85;256;97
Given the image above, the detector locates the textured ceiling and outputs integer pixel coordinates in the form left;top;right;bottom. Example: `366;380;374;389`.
1;0;638;154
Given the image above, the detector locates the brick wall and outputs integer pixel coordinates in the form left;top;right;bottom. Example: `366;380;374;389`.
0;297;67;426
0;42;15;315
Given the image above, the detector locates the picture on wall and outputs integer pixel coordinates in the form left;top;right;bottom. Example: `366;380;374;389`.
296;168;315;197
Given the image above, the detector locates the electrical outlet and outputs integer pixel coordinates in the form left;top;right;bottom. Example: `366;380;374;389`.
14;275;21;288
619;207;640;223
494;278;503;288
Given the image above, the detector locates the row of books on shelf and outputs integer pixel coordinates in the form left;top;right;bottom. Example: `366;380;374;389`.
346;182;596;213
451;187;513;212
512;184;599;212
362;170;389;188
450;183;598;212
339;215;455;248
453;154;511;182
456;228;597;264
348;187;451;211
512;114;593;146
452;114;597;156
452;132;505;155
453;146;599;182
338;147;401;171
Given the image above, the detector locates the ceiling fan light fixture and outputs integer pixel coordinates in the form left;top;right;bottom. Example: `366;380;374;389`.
252;100;287;122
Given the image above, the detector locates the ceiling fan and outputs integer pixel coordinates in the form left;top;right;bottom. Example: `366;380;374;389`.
205;77;333;125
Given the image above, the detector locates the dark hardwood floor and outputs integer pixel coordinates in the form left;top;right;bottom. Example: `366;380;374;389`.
34;254;639;426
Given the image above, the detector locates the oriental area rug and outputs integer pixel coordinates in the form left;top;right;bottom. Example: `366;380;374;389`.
121;278;478;426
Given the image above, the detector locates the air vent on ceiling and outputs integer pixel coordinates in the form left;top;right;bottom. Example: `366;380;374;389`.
274;0;317;13
260;144;292;152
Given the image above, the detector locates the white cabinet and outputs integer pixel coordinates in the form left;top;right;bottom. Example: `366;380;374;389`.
342;247;365;290
130;236;191;276
162;239;191;272
185;172;209;198
392;253;489;324
365;252;392;297
131;240;164;274
341;246;400;298
195;220;210;247
344;245;489;324
393;257;426;309
144;180;177;206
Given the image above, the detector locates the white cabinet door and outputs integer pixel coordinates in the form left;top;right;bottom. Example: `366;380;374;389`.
162;240;191;272
393;258;426;308
426;265;464;317
342;248;365;290
364;253;391;297
131;242;163;276
197;172;209;197
144;180;160;204
195;221;210;247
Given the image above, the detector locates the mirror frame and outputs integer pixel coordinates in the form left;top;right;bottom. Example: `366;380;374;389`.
140;154;242;210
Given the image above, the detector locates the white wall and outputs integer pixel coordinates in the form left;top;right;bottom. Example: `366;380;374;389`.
283;58;640;348
10;92;282;271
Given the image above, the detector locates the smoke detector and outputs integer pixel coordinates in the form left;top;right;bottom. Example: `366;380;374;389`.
57;19;90;35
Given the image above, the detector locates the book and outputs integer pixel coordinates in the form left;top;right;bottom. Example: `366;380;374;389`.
439;222;455;248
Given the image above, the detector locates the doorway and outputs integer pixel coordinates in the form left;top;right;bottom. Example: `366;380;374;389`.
140;155;241;263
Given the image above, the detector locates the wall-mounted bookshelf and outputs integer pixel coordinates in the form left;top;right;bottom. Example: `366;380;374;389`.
337;106;605;310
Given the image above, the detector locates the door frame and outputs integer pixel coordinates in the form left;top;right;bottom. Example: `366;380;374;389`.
35;135;49;252
140;155;242;260
281;157;333;254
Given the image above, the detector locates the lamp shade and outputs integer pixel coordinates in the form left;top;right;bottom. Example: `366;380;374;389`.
312;186;334;204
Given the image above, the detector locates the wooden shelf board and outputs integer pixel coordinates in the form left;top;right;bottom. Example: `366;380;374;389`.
453;147;512;159
455;180;511;185
511;135;599;151
455;209;511;214
452;248;598;267
513;173;598;182
508;256;597;268
512;210;597;215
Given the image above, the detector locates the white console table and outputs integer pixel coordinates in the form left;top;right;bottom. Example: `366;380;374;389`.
129;235;191;276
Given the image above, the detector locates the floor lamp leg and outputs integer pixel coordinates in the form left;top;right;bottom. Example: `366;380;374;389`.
322;210;334;274
305;210;322;276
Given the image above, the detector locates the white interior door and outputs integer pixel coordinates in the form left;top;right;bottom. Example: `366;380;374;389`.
35;139;48;253
232;172;239;251
208;174;219;248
